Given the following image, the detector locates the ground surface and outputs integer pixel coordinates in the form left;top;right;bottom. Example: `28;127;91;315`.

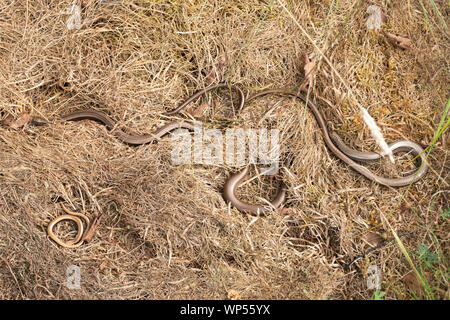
0;0;448;299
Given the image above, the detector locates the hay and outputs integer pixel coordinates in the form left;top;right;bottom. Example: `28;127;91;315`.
0;0;448;299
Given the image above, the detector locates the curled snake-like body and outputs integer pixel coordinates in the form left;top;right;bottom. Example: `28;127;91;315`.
32;110;195;145
223;166;287;215
222;89;428;214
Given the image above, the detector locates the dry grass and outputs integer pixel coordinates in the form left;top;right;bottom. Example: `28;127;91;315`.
0;0;448;299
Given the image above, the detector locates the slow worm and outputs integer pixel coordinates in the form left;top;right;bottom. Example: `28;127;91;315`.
163;82;245;115
47;203;90;248
31;82;245;145
223;166;287;215
28;84;428;217
32;111;196;145
222;89;428;214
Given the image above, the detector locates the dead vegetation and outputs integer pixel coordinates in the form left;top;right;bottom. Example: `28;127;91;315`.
0;0;448;299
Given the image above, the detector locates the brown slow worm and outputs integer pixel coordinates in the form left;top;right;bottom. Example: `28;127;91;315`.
330;132;428;184
163;82;245;115
222;89;428;214
31;82;245;145
32;110;194;145
47;203;90;248
223;166;287;215
32;111;196;145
